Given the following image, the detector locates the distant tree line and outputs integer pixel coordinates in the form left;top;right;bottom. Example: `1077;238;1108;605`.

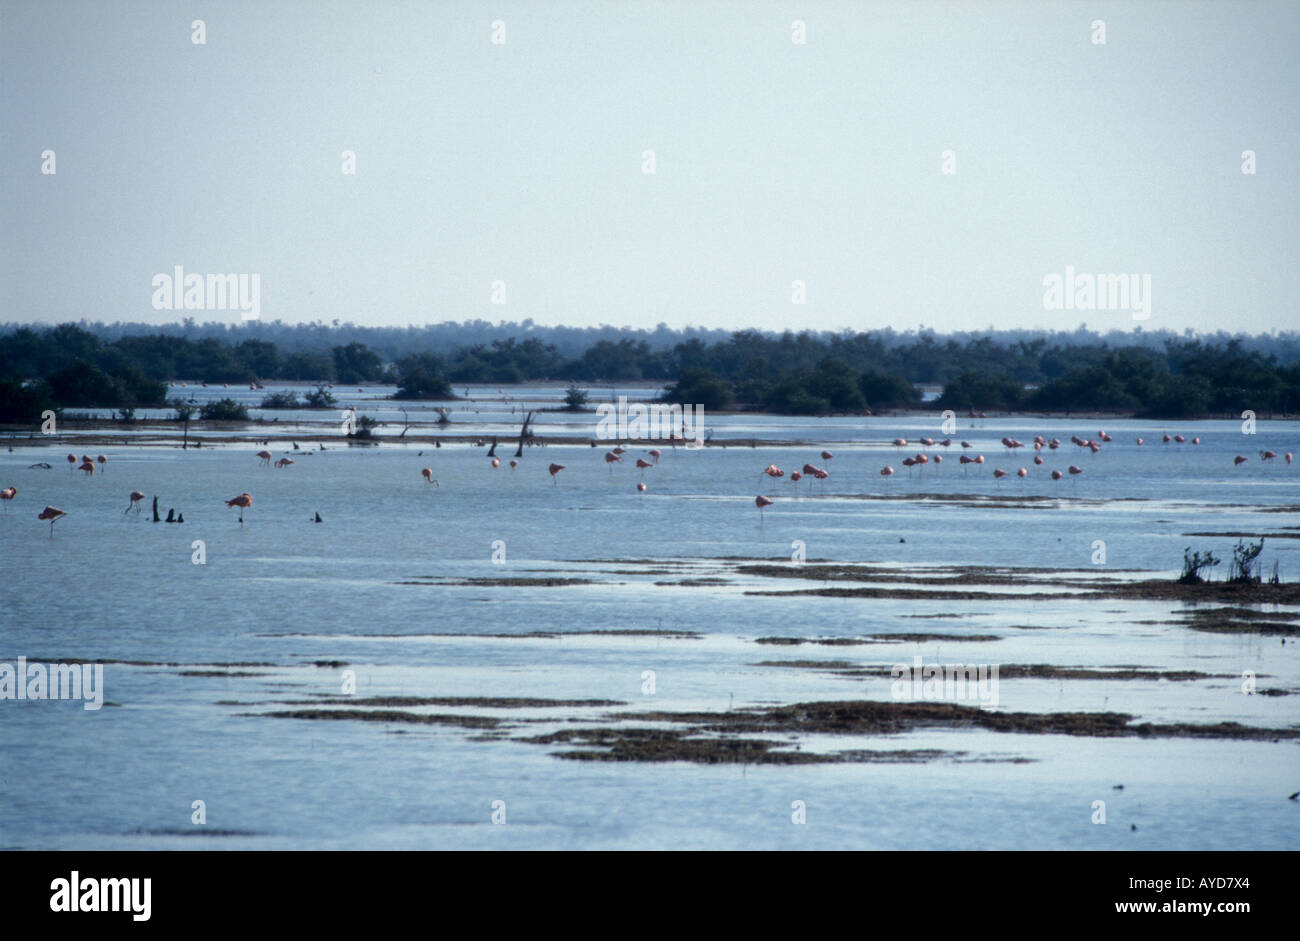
1;323;1298;421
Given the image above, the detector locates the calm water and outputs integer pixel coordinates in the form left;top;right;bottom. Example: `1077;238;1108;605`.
1;391;1297;849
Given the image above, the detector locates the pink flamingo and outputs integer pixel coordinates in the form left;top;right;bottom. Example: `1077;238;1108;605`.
880;466;894;481
491;457;500;468
1068;465;1083;477
648;449;661;463
225;492;253;523
39;505;66;533
420;467;438;484
755;495;773;520
1233;455;1248;466
604;452;621;474
548;463;565;484
97;455;107;471
0;486;15;510
256;450;272;466
276;458;294;468
509;460;518;469
125;490;145;515
78;459;94;476
1050;470;1063;480
821;450;834;460
636;482;647;493
66;454;76;472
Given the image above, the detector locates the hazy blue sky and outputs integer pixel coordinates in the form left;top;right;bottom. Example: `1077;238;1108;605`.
2;1;1296;333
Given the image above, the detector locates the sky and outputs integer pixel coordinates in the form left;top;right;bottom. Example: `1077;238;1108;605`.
2;0;1297;334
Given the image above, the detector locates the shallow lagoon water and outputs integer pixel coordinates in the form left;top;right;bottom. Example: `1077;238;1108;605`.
1;397;1297;849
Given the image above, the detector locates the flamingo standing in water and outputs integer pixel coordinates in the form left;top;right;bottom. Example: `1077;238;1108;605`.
509;460;518;469
548;463;565;484
637;458;654;476
1233;455;1248;466
755;495;773;521
125;490;145;515
1261;450;1278;462
1068;465;1083;478
636;482;647;493
256;450;272;466
0;486;15;510
1286;452;1294;464
226;492;253;523
39;505;66;532
604;452;622;474
1050;470;1063;480
78;459;94;476
880;466;894;482
96;455;107;472
648;449;661;464
420;468;438;485
821;450;834;461
491;457;500;469
66;454;76;472
276;458;294;469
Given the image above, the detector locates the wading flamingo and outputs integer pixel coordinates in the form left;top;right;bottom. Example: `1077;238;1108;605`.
276;458;294;468
637;482;646;493
226;492;253;523
491;457;500;468
39;505;66;532
78;459;94;476
755;495;773;520
97;455;107;471
66;454;76;471
256;450;272;466
1050;470;1063;480
420;467;438;485
821;450;834;460
125;490;145;515
880;466;894;481
648;449;661;463
0;486;15;510
509;460;518;469
548;463;565;484
1233;455;1248;466
604;452;621;474
1068;465;1083;477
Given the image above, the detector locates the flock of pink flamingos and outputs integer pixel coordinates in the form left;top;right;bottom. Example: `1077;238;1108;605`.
1;431;1294;531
